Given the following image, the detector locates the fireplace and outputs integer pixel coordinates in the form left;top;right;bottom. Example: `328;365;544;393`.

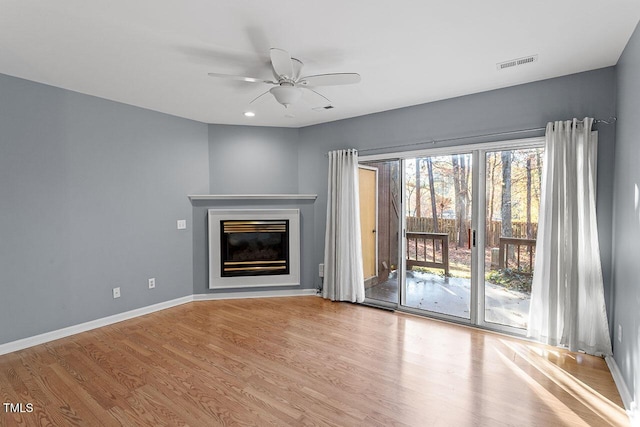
208;209;300;289
220;220;289;277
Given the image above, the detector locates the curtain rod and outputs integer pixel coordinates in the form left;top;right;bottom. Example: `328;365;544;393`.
357;116;617;154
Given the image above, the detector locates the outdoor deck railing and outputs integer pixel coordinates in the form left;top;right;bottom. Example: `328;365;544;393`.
498;237;536;273
406;232;450;276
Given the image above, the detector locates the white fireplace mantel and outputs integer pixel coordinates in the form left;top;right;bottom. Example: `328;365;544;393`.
208;208;301;289
189;194;317;202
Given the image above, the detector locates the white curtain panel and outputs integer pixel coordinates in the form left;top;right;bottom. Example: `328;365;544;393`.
528;118;612;356
323;149;365;303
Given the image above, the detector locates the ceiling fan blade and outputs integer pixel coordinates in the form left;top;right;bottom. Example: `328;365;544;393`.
270;48;294;79
302;88;332;106
208;72;275;85
249;90;271;104
291;58;303;80
298;73;361;87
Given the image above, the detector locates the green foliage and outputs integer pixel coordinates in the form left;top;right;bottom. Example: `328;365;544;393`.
486;268;532;293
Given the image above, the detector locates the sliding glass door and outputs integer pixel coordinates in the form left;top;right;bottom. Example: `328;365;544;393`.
359;160;401;306
360;138;544;333
480;146;544;330
403;154;474;321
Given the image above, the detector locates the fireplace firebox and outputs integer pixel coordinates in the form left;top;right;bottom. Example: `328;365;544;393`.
220;220;289;277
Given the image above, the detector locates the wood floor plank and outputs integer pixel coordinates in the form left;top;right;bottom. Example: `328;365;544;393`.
0;297;629;426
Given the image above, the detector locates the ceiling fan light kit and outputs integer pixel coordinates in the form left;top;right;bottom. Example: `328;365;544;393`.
208;48;360;111
269;85;303;108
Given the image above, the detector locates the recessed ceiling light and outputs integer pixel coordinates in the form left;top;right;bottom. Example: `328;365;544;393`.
244;111;255;117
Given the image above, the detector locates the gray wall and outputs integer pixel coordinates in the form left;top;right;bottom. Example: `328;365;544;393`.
208;124;299;194
613;21;640;408
298;67;618;309
0;74;209;345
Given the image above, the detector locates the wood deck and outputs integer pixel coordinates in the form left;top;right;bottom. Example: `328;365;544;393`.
0;297;628;426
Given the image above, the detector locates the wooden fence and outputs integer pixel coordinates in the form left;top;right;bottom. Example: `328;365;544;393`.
406;216;538;247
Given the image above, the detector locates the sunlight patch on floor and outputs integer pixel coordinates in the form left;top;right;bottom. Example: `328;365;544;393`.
495;347;588;424
500;340;629;426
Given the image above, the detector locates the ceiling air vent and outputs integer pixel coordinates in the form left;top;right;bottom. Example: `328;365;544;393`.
313;105;335;111
497;54;538;71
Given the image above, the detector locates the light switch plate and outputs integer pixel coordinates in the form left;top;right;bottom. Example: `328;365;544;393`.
177;220;187;230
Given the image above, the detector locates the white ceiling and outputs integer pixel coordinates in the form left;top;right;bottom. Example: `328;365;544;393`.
1;1;639;128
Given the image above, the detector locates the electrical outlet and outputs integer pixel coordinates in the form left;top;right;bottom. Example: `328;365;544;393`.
618;324;622;343
148;278;156;289
112;287;121;299
177;220;187;230
319;263;324;278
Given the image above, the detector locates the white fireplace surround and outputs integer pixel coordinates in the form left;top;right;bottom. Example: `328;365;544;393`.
208;209;300;289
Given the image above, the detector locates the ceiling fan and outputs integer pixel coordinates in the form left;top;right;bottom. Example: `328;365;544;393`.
207;48;360;109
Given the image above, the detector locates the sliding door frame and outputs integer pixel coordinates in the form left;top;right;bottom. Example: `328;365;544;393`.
360;136;545;334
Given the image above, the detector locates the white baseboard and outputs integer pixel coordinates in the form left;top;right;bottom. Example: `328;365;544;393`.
606;356;638;425
193;288;318;301
0;289;318;356
0;296;193;356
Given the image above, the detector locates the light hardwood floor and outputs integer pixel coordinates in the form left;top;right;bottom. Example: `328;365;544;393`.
0;297;629;426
